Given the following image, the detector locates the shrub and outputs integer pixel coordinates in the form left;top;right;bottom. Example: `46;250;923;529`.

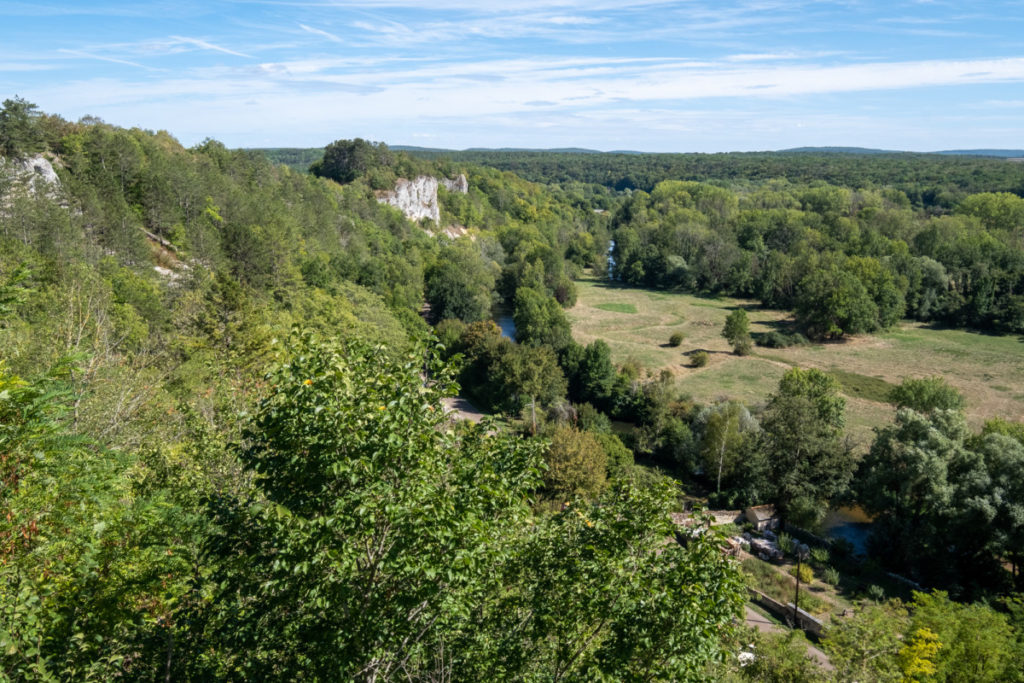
757;331;810;349
691;351;709;368
789;564;814;584
668;332;684;347
810;547;830;566
823;567;840;587
866;584;886;603
777;532;794;555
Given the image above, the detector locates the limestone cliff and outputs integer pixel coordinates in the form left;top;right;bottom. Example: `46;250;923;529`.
377;173;467;224
1;154;62;200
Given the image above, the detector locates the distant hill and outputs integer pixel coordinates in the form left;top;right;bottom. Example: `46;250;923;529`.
935;149;1024;158
780;146;898;155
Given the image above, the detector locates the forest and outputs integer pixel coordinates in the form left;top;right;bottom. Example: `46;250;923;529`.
3;98;1024;680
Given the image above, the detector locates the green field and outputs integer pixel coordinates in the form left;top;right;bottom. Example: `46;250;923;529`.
569;276;1024;446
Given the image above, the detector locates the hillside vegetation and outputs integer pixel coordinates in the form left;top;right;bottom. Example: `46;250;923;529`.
3;98;1024;680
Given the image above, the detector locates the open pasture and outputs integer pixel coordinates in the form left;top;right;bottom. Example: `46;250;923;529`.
569;277;1024;446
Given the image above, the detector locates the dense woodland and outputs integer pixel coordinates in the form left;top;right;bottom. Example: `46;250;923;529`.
3;98;1024;680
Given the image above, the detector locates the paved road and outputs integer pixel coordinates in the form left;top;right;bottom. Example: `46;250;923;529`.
744;605;833;671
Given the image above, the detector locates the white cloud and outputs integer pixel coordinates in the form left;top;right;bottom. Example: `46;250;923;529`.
298;23;344;42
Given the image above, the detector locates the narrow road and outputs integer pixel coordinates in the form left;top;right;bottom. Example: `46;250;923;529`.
744;605;833;671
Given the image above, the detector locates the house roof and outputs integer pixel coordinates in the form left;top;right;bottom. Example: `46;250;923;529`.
745;504;777;522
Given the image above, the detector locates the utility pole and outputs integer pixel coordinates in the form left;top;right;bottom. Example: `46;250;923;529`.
793;543;809;626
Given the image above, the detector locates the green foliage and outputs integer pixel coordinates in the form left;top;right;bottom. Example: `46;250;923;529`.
0;96;45;157
790;564;814;584
695;400;758;494
513;285;573;351
543;425;608;501
823;600;909;683
668;331;684;346
425;239;498;323
722;308;753;355
759;368;853;526
194;334;744;680
823;567;840;587
889;376;966;414
691;350;709;367
310;137;394;184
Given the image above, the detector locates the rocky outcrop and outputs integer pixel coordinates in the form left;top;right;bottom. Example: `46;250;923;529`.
1;154;63;204
441;174;468;194
377;173;468;224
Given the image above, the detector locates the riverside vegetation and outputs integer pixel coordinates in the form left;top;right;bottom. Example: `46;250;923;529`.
2;98;1024;680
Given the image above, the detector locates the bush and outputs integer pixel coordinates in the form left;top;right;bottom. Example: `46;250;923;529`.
823;567;840;587
668;332;684;347
789;564;814;584
810;547;830;566
757;331;809;349
777;532;794;555
691;351;709;368
866;584;886;603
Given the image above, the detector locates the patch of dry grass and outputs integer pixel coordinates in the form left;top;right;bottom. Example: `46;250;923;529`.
569;276;1024;445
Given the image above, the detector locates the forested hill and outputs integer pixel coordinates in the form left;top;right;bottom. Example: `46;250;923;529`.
6;98;1024;680
257;146;1024;210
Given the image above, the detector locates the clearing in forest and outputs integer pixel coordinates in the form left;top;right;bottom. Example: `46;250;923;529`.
569;276;1024;447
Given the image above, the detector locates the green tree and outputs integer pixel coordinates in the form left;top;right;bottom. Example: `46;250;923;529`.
856;408;962;572
193;335;744;681
823;600;908;683
194;334;545;680
695;400;758;494
0;96;44;157
425;240;498;323
543;425;608;501
498;343;567;433
795;264;878;339
512;286;573;352
310;137;393;184
760;368;853;526
889;376;966;414
722;308;753;355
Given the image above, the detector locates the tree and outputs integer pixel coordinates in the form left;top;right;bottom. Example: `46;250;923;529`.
543;425;608;500
889;376;966;414
795;264;878;340
695;401;758;494
498;343;566;433
722;308;753;355
512;286;573;352
856;408;964;575
195;334;546;679
425;240;498;323
823;601;909;683
0;96;44;157
193;334;745;680
759;368;853;526
310;138;393;184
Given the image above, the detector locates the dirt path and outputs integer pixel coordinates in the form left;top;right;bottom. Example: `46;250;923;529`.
441;396;487;423
744;605;833;671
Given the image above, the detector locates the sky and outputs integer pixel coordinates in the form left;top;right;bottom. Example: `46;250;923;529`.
2;0;1024;152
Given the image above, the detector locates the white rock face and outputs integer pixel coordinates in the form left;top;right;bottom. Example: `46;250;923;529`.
1;154;62;199
441;174;468;194
377;174;468;224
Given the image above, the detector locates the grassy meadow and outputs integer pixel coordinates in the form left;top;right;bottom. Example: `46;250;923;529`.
569;276;1024;447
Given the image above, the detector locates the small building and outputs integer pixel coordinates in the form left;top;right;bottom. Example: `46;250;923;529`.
744;504;779;532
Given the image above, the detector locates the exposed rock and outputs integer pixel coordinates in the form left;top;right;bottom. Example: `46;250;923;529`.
441;173;468;194
1;154;62;198
376;174;468;225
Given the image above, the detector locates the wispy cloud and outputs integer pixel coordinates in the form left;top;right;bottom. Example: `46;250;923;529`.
167;36;254;58
299;23;344;42
56;49;152;70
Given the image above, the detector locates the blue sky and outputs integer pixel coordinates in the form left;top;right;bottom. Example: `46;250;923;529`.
2;0;1024;152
